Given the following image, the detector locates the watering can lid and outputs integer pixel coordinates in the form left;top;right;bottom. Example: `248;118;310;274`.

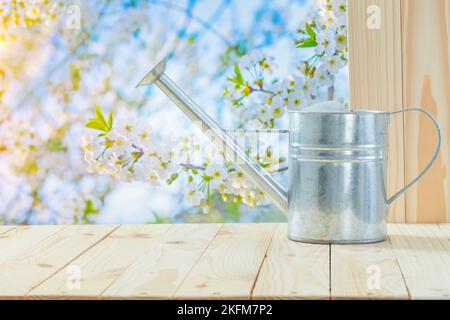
291;101;349;113
291;101;388;114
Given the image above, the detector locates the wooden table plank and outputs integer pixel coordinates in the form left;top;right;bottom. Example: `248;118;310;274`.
0;225;117;299
0;223;447;300
102;224;221;299
174;223;276;299
388;224;450;299
331;238;409;299
439;224;450;239
0;226;15;235
0;225;65;265
28;224;171;299
252;224;329;300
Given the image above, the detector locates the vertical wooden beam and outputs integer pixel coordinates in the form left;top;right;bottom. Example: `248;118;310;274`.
402;0;450;223
348;0;406;222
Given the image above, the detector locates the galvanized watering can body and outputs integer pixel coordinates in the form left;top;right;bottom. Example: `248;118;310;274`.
287;106;440;243
138;58;441;244
288;109;389;243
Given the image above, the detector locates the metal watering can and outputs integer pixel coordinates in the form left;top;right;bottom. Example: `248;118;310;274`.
137;58;441;244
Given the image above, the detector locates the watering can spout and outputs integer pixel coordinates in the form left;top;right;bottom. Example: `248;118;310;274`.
137;58;289;214
136;58;167;88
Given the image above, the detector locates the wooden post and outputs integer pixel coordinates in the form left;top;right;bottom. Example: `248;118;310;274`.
402;0;450;223
347;0;406;222
348;0;450;223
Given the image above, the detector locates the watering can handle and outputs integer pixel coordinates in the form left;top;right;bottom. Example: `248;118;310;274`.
386;108;441;205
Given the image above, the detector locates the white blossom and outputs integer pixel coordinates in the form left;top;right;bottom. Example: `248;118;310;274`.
314;66;335;87
134;155;164;185
325;56;345;74
205;163;228;187
185;184;204;206
315;32;336;57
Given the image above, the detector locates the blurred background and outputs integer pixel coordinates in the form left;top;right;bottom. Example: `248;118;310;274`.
0;0;348;225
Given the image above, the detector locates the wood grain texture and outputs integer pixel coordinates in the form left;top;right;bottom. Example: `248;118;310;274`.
0;224;449;299
0;225;64;265
0;225;116;299
252;224;329;300
28;224;170;299
347;0;406;223
174;223;276;300
402;0;450;223
331;239;409;299
388;224;450;299
439;223;450;238
0;226;15;235
102;224;221;299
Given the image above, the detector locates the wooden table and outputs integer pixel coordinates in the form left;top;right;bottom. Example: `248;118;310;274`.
0;223;449;300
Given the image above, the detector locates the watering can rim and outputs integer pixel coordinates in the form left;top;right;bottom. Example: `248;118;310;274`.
288;101;390;115
288;109;389;114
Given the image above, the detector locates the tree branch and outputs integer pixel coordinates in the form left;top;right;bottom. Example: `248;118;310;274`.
327;85;335;100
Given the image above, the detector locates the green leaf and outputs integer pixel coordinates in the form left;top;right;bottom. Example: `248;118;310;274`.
107;111;113;129
187;35;196;44
82;199;99;224
95;105;110;131
305;23;316;40
296;38;318;48
86;119;108;132
259;162;271;169
95;105;104;121
166;173;179;185
148;212;172;224
234;63;244;85
227;200;241;222
47;137;67;152
86;106;112;132
227;77;241;86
